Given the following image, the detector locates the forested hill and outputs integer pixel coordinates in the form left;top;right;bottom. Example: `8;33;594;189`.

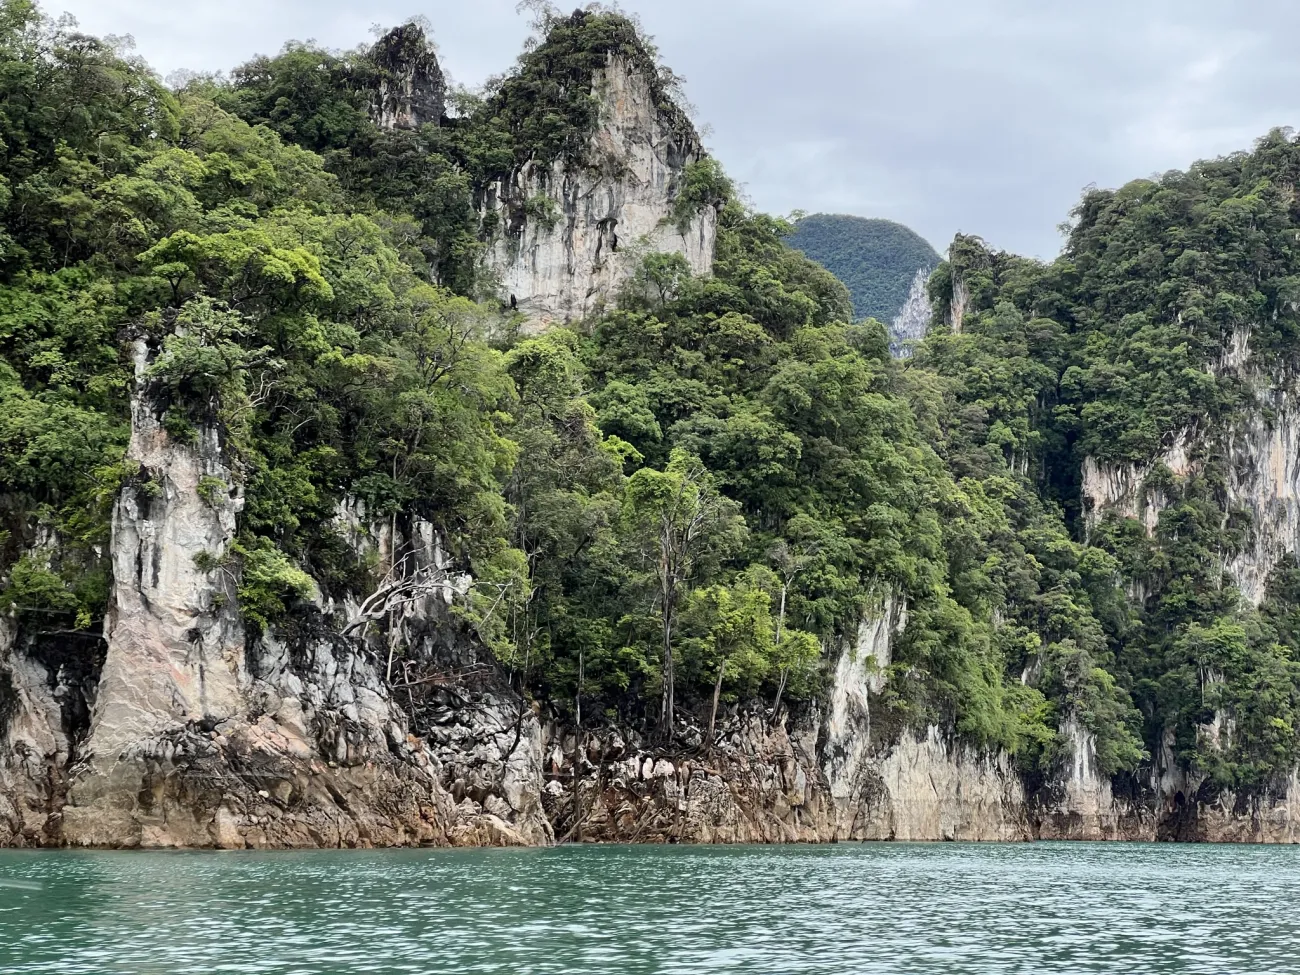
785;214;940;323
3;0;1300;834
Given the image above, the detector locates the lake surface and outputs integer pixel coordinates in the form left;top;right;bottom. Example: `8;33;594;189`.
0;842;1295;974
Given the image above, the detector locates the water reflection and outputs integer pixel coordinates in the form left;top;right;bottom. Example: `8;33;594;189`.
0;842;1296;974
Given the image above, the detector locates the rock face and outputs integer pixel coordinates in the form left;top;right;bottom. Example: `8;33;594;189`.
550;717;834;844
1080;430;1194;539
1073;326;1300;838
822;598;1029;841
1222;387;1300;606
890;268;932;358
544;598;1034;844
1034;717;1153;841
58;340;548;849
0;616;78;846
480;54;718;329
368;24;445;131
1080;329;1300;607
12;338;1300;845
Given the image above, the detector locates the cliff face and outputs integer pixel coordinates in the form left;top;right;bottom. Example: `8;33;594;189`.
55;339;548;849
368;25;446;131
480;54;717;329
822;598;1028;841
11;340;1300;849
890;268;932;358
1074;327;1300;839
1080;430;1194;540
0;616;77;846
1222;387;1300;607
8;438;1299;848
1080;329;1300;608
543;598;1034;844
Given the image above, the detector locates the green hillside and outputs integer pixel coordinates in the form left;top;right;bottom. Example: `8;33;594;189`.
786;214;940;322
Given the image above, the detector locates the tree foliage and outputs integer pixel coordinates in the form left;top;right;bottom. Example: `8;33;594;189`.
7;0;1300;794
787;214;941;324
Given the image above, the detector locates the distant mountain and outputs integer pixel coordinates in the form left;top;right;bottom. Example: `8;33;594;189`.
785;214;940;328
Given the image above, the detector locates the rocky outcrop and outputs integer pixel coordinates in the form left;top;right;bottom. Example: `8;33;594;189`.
1033;717;1153;841
548;717;833;844
822;598;1029;841
890;267;932;357
16;338;1300;846
368;24;445;131
58;340;546;849
0;617;76;846
480;54;717;329
1081;327;1300;607
1172;776;1300;843
1222;388;1300;605
1080;429;1195;538
544;598;1033;844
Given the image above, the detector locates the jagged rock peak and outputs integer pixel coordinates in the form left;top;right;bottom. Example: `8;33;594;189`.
479;10;719;329
369;24;446;131
500;8;702;162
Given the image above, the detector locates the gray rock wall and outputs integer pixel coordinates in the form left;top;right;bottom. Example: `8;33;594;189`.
890;267;932;357
480;54;718;329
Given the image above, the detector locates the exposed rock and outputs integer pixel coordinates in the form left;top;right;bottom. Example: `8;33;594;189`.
59;340;545;849
0;617;73;846
1081;327;1300;607
368;24;446;131
19;342;1300;847
1080;429;1194;539
890;267;932;358
1222;387;1300;605
947;270;970;335
547;599;1032;844
1176;775;1300;843
1034;716;1153;841
480;54;717;329
551;715;833;844
823;597;1028;841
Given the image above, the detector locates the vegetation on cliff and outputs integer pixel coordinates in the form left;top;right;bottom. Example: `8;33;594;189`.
924;142;1300;789
3;0;1300;800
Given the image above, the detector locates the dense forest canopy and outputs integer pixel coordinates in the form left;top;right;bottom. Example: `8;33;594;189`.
2;0;1300;797
786;214;940;324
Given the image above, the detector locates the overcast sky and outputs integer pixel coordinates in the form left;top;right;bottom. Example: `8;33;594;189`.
49;0;1300;259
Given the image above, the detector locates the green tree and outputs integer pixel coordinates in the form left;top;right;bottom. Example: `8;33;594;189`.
621;449;745;736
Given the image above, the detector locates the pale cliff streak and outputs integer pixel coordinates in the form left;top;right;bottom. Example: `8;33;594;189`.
891;267;933;358
56;339;547;849
480;54;718;330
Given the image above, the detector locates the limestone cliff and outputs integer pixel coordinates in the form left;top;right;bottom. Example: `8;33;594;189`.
544;598;1033;844
57;338;548;849
12;341;1300;849
0;615;78;846
890;268;932;358
368;24;446;132
479;53;718;329
1073;325;1300;839
1080;430;1194;540
1080;328;1300;607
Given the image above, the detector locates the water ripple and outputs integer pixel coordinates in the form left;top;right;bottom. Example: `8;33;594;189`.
0;842;1295;974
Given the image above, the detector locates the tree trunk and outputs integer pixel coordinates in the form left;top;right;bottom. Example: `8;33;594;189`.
708;657;726;746
768;581;790;728
661;628;675;737
572;647;584;843
660;587;676;738
770;666;789;729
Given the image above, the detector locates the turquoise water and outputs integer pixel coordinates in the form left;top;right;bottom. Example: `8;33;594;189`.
0;842;1296;973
